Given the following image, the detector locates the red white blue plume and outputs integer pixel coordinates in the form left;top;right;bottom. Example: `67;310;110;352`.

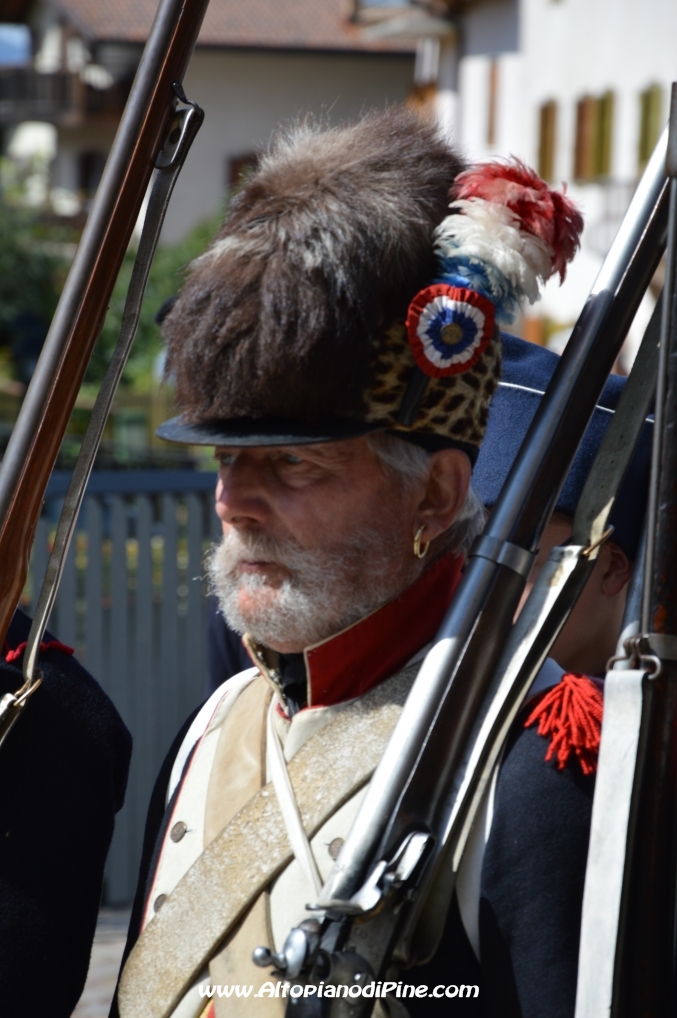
403;158;582;386
433;158;583;325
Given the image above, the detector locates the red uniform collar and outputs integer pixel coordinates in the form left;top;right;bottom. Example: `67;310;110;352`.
245;552;464;710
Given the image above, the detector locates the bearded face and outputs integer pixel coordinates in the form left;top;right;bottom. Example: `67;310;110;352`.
206;436;471;653
206;514;414;651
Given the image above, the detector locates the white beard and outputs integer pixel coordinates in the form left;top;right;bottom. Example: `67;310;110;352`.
206;519;413;651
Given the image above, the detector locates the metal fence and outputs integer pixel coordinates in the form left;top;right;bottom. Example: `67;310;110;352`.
28;470;220;905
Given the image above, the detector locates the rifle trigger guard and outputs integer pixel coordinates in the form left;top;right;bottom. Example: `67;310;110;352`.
309;830;434;919
470;535;535;578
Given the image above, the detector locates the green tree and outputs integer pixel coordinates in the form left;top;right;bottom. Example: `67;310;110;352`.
0;198;62;350
87;214;221;391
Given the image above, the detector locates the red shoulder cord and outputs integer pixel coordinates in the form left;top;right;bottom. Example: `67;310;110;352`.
3;639;75;664
524;673;603;776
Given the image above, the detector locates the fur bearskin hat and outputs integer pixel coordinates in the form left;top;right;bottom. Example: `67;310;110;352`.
158;107;581;459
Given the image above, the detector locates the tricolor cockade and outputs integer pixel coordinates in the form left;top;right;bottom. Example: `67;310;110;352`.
405;159;584;379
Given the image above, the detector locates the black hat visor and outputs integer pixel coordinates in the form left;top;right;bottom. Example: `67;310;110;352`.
156;415;385;448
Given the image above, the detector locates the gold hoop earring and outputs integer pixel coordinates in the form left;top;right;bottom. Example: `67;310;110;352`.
413;525;430;559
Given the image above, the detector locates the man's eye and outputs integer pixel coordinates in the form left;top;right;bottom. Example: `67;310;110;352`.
217;453;234;467
282;453;303;465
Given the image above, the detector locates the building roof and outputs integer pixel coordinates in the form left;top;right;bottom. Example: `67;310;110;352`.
49;0;415;52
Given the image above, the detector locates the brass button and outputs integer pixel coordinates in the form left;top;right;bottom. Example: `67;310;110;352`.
154;894;167;912
170;821;188;842
328;838;344;860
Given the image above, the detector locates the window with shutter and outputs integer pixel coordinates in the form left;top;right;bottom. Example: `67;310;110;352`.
538;99;557;181
574;95;597;181
487;60;498;147
574;90;614;181
595;90;614;177
638;84;663;173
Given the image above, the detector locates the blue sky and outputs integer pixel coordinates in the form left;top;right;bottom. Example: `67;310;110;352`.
0;25;31;66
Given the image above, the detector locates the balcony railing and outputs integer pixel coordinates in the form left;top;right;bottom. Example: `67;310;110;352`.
0;67;129;125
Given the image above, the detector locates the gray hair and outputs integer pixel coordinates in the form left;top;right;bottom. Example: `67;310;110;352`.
367;431;486;556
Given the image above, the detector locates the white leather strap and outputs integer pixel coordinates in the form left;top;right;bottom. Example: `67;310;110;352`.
455;656;565;958
266;698;323;897
575;667;645;1018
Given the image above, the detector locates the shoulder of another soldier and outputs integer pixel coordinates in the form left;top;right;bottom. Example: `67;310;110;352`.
0;608;132;804
476;671;602;1017
518;668;604;779
484;669;601;879
0;610;133;1015
488;667;603;832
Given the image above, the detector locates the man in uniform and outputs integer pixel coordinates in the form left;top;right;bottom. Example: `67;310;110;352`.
207;335;646;696
0;612;132;1015
451;337;650;1018
110;106;603;1018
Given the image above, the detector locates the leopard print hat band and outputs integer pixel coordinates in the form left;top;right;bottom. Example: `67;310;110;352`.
368;160;584;457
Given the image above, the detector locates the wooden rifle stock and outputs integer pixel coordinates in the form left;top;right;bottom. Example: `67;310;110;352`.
0;0;210;645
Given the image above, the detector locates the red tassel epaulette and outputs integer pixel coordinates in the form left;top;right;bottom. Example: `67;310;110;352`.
4;639;74;664
524;673;603;776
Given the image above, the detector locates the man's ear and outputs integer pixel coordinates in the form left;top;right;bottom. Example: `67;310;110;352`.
599;540;633;598
413;449;471;544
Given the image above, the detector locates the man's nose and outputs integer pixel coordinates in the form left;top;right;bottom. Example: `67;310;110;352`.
215;456;271;527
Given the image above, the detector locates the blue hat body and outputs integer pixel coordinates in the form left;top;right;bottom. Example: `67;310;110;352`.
473;334;652;560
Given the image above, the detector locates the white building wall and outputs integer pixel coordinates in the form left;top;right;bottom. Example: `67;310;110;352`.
452;0;676;342
161;48;414;242
496;53;527;156
52;122;117;193
456;0;521;161
458;55;492;158
523;0;677;179
519;0;677;337
458;51;525;161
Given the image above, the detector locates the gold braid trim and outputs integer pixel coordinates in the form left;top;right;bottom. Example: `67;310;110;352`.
118;663;419;1018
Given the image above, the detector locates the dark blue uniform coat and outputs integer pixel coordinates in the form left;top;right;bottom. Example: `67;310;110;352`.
0;610;132;1016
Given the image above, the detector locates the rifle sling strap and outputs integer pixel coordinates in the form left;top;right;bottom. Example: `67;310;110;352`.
117;663;419;1018
574;667;645;1017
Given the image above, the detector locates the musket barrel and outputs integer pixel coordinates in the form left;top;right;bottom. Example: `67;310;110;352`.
0;0;210;645
494;125;668;550
323;128;669;906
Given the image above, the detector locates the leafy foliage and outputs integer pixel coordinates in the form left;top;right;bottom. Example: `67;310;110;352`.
87;214;222;391
0;198;63;349
0;149;222;392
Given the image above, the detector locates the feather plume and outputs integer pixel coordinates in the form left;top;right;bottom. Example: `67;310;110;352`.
435;199;553;303
450;158;583;282
435;256;522;324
